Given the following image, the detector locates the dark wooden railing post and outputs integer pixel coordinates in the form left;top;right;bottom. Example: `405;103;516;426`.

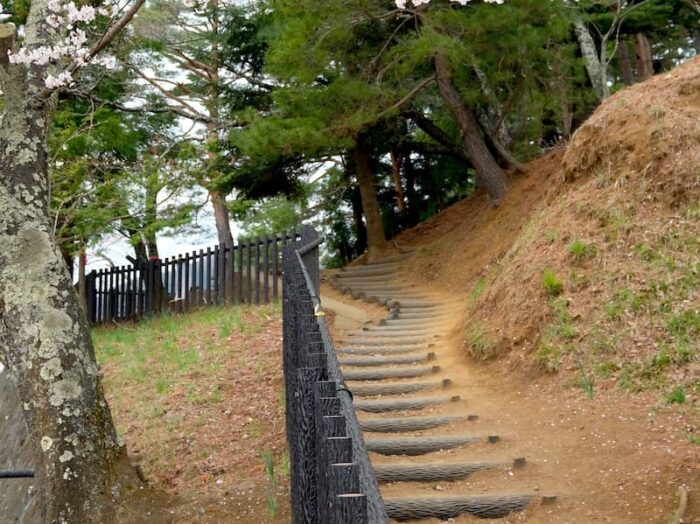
86;270;97;324
145;259;155;315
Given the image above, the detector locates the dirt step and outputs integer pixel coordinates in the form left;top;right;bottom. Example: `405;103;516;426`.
339;353;436;367
343;365;441;381
347;331;437;339
337;347;431;356
349;379;451;397
383;493;535;520
340;261;400;273
338;342;436;352
391;301;446;309
374;460;513;482
346;292;428;302
394;312;451;321
354;395;460;413
338;267;399;278
360;415;464;433
340;284;420;292
332;274;402;284
366;435;492;456
362;323;433;335
341;338;431;347
380;317;450;325
338;282;413;290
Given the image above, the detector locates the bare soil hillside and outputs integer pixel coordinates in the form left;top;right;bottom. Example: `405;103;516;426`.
383;57;700;520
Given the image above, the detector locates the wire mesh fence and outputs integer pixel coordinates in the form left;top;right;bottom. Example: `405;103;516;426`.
282;226;387;523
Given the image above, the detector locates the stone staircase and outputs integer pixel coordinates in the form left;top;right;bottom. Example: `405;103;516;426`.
329;256;555;521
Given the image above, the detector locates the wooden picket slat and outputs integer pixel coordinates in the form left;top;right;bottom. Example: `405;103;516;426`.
263;236;270;303
254;237;261;305
246;239;252;304
237;241;244;304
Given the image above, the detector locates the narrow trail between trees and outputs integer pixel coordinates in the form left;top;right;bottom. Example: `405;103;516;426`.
325;255;555;522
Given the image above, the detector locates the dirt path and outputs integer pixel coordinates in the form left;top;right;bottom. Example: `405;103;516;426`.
324;258;699;523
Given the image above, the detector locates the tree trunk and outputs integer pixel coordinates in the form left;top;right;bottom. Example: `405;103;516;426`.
551;56;573;138
434;53;507;204
693;29;700;56
0;22;127;524
62;249;74;280
210;189;234;246
472;65;514;148
353;135;386;259
616;39;635;86
572;19;609;100
633;32;654;81
390;149;406;214
144;178;160;259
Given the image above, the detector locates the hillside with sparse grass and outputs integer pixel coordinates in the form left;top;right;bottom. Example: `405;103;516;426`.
92;304;290;523
392;58;700;419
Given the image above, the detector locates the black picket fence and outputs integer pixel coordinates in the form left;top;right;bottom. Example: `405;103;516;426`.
86;230;302;324
282;227;387;523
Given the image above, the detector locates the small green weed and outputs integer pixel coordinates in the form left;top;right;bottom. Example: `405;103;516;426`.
617;364;640;392
155;377;170;395
544;230;557;243
568;238;596;261
665;386;687;404
651;349;672;369
685;204;700;220
648;106;666;119
578;362;595;399
634;242;662;263
536;340;562;373
468;277;487;305
667;309;700;342
675;342;695;363
542;269;563;296
210;389;223;403
594;360;619;379
689;435;700;446
175;347;199;371
548;298;577;339
247;420;263;439
262;450;278;518
465;323;496;360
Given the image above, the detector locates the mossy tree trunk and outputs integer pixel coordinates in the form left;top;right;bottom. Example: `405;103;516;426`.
0;11;131;524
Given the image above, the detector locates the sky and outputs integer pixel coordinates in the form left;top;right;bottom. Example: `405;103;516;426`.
85;191;242;271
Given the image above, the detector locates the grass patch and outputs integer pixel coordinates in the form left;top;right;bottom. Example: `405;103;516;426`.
577;361;595;399
568;238;596;261
594;360;619;379
92;303;287;505
665;386;687;404
542;268;563;296
468;277;487;305
667;309;700;342
536;340;562;373
548;298;577;340
465;322;497;360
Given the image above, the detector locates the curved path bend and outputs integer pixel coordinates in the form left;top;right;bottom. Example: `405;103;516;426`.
326;256;556;522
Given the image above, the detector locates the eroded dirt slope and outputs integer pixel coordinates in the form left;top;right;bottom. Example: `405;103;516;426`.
379;57;700;521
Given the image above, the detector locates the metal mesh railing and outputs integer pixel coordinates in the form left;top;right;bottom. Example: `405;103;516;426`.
282;226;387;524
